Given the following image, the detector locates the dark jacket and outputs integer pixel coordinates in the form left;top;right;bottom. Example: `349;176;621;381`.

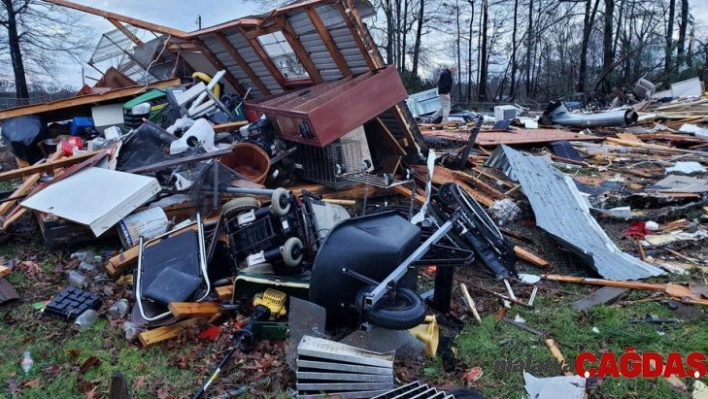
437;69;453;94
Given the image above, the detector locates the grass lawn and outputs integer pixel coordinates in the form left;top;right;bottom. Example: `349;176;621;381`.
1;218;707;398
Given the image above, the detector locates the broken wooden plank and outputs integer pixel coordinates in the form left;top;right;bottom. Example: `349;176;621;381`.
390;184;426;205
138;318;204;347
215;285;234;302
545;339;573;376
0;266;10;279
0;151;100;182
571;287;628;311
450;170;506;199
460;283;482;323
514;247;549;268
168;302;222;318
410;165;495;207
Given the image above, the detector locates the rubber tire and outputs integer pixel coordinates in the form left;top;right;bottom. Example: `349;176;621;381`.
356;286;427;330
222;197;259;219
240;263;274;275
271;188;291;216
281;237;304;267
438;182;457;205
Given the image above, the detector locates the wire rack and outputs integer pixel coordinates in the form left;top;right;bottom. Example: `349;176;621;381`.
292;139;366;189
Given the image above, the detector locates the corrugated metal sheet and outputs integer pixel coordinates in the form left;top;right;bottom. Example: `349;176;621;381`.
189;0;373;98
486;145;666;281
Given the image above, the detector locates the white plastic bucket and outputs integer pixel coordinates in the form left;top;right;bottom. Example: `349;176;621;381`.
117;207;169;248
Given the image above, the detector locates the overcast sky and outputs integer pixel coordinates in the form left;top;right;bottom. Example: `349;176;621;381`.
56;0;708;89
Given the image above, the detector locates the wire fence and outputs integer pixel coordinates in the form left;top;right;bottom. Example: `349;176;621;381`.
0;92;77;110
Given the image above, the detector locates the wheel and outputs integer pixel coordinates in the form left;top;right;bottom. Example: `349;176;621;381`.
271;188;292;216
281;237;304;267
356;286;426;330
240;263;274;274
438;182;457;205
222;197;259;219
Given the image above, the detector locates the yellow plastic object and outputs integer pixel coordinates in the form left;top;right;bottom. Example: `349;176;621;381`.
253;288;288;318
191;72;221;99
408;315;439;357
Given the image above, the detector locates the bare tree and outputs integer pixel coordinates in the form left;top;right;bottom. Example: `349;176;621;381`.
664;0;676;75
0;0;92;99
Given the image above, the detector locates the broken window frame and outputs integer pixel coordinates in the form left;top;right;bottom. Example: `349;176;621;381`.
256;31;312;84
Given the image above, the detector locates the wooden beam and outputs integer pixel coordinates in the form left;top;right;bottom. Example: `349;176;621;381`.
44;0;190;37
188;39;246;96
139;318;204;347
0;151;101;183
167;42;200;52
513;246;549;268
192;39;248;96
107;18;144;46
278;16;323;83
0;266;10;279
245;34;288;88
305;7;352;77
215;285;234;301
335;2;377;69
0;79;180;120
168;302;222;318
213;32;272;96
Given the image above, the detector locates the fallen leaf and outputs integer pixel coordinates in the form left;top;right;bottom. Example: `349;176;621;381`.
79;356;101;374
134;376;147;389
23;378;41;388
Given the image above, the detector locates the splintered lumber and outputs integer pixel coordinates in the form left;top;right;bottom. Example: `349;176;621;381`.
543;274;708;305
514;246;549;267
390;184;426;205
0;266;10;278
422;128;602;146
138;318;204;347
545;339;573;376
472;167;515;188
320;185;386;201
410;165;495;207
460;283;482;323
449;170;506;199
168;302;222;318
215;285;234;301
0;151;101;182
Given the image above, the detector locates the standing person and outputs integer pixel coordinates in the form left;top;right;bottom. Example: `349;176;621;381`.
431;65;457;123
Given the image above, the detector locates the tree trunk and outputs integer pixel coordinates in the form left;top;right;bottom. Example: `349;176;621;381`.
411;0;424;76
385;0;394;65
455;0;462;100
401;0;409;71
525;0;533;97
686;26;694;68
676;0;688;67
664;0;675;75
601;0;614;93
3;0;29;99
467;0;475;101
509;0;518;98
577;0;600;93
478;0;488;101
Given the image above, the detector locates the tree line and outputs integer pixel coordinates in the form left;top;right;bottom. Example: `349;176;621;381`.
0;0;705;105
370;0;705;104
